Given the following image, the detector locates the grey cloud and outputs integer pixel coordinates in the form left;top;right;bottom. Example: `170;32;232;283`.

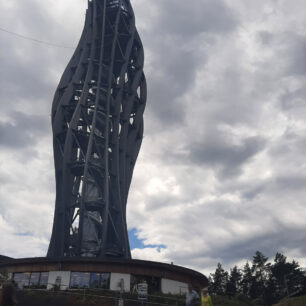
146;47;199;126
165;195;306;268
0;0;78;113
0;174;13;186
268;131;306;164
0;111;49;149
156;0;238;37
145;194;181;211
273;174;306;191
188;135;266;177
223;173;306;201
196;66;267;129
280;87;306;110
142;0;238;129
286;34;306;76
206;226;306;265
258;31;274;45
126;0;306;273
1;0;79;48
10;111;49;132
255;32;306;77
241;184;266;200
0;37;69;107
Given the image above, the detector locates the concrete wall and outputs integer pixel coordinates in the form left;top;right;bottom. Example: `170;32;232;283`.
47;271;71;290
110;273;131;292
161;278;188;295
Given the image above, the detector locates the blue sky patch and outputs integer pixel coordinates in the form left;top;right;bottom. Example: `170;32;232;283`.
15;232;33;237
128;228;166;250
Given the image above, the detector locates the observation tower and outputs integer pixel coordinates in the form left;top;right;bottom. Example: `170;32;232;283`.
48;0;146;259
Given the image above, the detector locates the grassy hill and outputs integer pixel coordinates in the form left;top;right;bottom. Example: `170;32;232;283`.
272;295;306;306
1;289;305;306
209;294;306;306
212;295;253;306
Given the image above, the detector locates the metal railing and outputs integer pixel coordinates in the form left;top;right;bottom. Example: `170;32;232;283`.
19;285;186;306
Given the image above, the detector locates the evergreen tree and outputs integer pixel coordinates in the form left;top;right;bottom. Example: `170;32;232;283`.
226;265;242;296
270;253;305;298
270;253;290;299
207;275;214;294
250;251;271;300
210;263;229;295
241;262;254;298
207;251;306;304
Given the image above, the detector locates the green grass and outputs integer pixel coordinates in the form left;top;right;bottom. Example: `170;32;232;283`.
212;294;253;306
3;289;305;306
272;295;306;306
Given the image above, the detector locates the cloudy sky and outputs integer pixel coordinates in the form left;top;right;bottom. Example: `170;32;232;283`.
0;0;306;276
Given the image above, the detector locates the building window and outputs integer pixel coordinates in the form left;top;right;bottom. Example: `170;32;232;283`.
89;273;100;288
89;273;110;289
70;272;90;288
100;273;110;289
69;272;110;289
131;275;161;294
13;272;31;289
13;272;49;289
39;272;49;288
29;272;40;288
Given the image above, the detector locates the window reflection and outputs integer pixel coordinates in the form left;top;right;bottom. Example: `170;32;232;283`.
13;271;111;290
13;272;49;289
13;272;30;289
39;272;49;288
89;273;110;289
70;272;90;288
70;272;110;289
90;273;100;288
100;273;110;289
29;272;40;287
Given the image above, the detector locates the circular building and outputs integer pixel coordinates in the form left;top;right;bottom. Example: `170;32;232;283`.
0;257;207;295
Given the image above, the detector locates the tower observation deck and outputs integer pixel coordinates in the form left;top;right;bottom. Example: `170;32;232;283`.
48;0;146;258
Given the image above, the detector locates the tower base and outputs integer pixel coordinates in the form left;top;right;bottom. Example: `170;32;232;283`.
0;257;208;295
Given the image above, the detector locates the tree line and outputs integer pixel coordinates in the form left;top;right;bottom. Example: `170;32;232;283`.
208;251;306;305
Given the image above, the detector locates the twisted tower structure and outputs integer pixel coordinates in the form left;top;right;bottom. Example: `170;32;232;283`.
48;0;146;258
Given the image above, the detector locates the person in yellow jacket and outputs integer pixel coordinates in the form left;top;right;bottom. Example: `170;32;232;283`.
201;288;212;306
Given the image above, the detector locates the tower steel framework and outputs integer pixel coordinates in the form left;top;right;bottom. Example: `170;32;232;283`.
48;0;146;258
